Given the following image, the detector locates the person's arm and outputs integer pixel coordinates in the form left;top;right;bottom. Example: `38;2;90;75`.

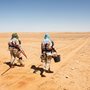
51;40;54;47
14;39;21;50
19;40;21;44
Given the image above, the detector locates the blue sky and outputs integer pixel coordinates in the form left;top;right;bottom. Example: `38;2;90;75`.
0;0;90;32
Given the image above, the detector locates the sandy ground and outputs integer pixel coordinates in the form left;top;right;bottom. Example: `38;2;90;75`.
0;32;90;90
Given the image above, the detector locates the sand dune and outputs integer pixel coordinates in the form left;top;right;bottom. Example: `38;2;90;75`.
0;32;90;90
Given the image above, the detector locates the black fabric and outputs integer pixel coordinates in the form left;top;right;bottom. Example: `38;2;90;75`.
9;45;20;51
42;47;56;54
19;57;22;60
41;41;56;54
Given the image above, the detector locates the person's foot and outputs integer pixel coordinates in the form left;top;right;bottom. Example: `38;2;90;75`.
41;74;46;77
48;70;54;73
9;63;14;68
45;70;54;73
33;70;37;73
19;64;25;67
10;65;14;68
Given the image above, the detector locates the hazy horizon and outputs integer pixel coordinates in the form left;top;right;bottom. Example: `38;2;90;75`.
0;0;90;32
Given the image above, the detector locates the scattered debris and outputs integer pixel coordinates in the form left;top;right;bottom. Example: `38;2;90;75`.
71;67;74;70
65;75;69;78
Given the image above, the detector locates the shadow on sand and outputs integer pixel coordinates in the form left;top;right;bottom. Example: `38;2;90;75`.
31;65;46;77
4;61;23;68
1;61;24;76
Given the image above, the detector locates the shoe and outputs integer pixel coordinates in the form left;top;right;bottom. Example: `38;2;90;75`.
48;70;54;73
41;74;46;77
45;70;54;73
19;64;24;67
10;65;14;68
9;63;14;68
33;71;37;73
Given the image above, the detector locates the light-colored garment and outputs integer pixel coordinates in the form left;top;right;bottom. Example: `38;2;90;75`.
8;38;23;66
42;38;52;47
42;52;52;70
8;38;20;47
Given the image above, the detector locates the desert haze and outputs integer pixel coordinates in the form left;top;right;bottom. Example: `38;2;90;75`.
0;32;90;90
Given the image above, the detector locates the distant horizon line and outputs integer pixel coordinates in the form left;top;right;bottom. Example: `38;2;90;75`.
0;31;90;33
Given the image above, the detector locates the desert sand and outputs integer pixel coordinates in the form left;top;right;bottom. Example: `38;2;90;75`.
0;32;90;90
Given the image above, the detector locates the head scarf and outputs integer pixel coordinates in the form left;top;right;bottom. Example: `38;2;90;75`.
44;33;50;39
11;33;19;39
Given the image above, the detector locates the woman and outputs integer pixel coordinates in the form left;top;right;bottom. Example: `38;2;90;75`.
8;33;24;67
40;33;57;73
